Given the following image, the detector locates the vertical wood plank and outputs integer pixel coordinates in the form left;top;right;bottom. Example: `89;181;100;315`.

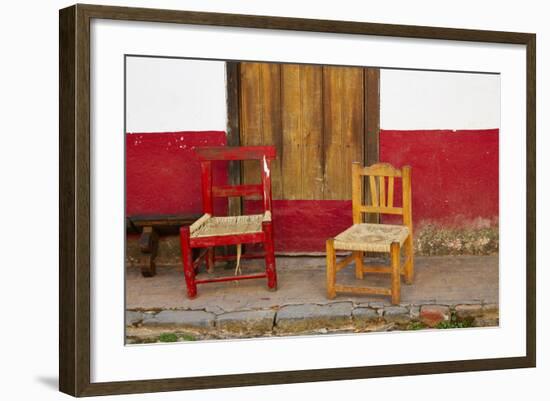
300;65;324;199
239;63;282;199
323;66;364;200
351;162;362;224
364;68;380;222
225;62;242;216
240;62;262;187
281;64;303;200
259;63;283;199
281;64;323;199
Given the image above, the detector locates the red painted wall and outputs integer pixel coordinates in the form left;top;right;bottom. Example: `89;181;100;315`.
125;131;227;216
245;200;352;253
380;129;499;227
126;129;499;252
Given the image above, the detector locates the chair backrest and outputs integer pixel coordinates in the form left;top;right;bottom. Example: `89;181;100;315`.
194;146;276;215
351;162;412;230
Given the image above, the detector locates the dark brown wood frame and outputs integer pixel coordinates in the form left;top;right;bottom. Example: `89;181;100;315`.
59;3;536;397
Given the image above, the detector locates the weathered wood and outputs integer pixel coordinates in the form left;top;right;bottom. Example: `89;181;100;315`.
281;64;324;199
225;62;242;218
240;63;263;187
239;63;283;198
138;226;159;277
364;68;380;223
323;66;364;200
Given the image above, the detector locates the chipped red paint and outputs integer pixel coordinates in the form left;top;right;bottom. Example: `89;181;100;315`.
380;129;499;227
125;131;228;216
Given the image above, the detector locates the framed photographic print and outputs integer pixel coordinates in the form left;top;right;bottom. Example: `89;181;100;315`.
59;3;536;397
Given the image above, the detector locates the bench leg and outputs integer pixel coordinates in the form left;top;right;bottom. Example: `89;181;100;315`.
138;226;158;277
206;247;215;273
180;226;197;299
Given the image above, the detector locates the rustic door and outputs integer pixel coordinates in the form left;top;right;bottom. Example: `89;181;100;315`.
231;61;380;251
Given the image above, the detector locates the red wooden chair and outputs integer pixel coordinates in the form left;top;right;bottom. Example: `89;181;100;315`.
179;146;277;299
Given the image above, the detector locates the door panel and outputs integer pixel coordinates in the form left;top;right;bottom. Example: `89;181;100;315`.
240;62;373;201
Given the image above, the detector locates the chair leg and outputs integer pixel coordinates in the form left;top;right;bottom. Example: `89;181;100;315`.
390;242;401;305
404;235;414;284
326;239;337;299
263;222;277;290
180;226;197;299
206;247;215;273
354;251;364;279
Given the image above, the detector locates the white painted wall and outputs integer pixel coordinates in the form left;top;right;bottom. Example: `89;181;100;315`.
127;58;499;133
381;69;500;130
126;57;227;132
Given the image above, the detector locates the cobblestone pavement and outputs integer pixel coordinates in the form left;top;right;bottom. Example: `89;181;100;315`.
125;255;498;341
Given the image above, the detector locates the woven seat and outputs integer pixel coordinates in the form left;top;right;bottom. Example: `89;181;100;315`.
191;214;266;238
180;146;278;299
334;223;409;253
326;162;414;305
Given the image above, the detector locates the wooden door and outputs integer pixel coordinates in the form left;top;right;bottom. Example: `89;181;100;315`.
237;62;379;202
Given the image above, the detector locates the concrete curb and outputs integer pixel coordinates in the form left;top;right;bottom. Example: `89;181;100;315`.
126;301;499;343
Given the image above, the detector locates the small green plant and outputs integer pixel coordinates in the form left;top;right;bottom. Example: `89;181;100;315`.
435;312;473;329
407;321;426;330
158;332;178;342
180;333;197;341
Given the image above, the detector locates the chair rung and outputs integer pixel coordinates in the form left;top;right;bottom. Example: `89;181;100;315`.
336;254;356;271
362;265;391;274
195;273;267;284
334;284;392;296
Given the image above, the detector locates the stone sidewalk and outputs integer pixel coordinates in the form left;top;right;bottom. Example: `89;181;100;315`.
126;255;499;342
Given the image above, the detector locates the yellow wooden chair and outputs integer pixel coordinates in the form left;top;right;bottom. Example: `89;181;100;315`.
326;162;414;305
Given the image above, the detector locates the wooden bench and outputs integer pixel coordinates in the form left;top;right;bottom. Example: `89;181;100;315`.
126;214;202;277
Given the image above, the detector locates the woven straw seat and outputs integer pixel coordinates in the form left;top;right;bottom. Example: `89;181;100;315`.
180;146;278;299
190;214;267;238
326;162;414;305
334;223;409;253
